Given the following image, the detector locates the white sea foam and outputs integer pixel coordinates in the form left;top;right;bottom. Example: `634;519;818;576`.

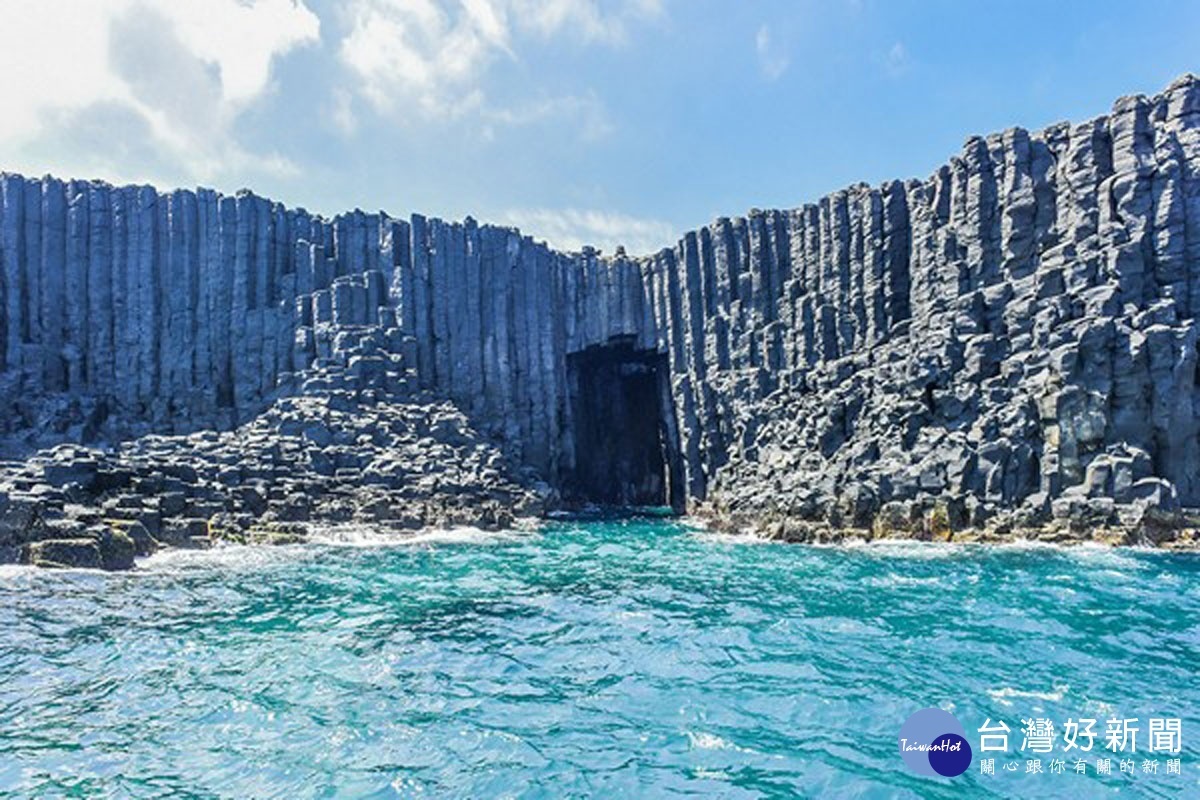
987;684;1069;707
0;561;110;580
850;540;962;559
131;523;536;576
1059;544;1151;571
688;528;772;546
865;573;942;587
307;523;534;548
135;540;307;574
690;528;1183;566
5;522;539;580
686;731;757;754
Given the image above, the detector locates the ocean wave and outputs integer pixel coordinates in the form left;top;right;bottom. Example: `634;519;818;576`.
134;539;313;574
0;561;110;580
843;539;964;559
0;563;34;579
1;516;1195;798
131;523;538;575
987;684;1069;707
863;573;943;587
688;528;773;546
307;523;535;548
691;531;1191;570
685;730;758;755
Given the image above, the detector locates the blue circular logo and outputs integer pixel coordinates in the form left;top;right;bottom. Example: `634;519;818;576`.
898;708;972;777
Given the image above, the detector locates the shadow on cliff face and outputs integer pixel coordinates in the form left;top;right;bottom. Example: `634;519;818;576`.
565;338;682;511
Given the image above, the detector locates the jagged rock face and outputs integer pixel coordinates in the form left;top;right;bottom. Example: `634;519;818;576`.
1;75;1199;528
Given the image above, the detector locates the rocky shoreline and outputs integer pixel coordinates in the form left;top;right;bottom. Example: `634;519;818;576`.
6;385;1197;571
696;504;1200;551
0;396;550;569
5;74;1200;564
0;342;552;570
4;293;1200;570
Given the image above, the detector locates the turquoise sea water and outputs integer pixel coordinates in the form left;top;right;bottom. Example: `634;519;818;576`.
0;515;1197;799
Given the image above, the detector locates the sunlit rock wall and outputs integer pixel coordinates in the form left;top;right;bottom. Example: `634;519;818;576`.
1;74;1198;521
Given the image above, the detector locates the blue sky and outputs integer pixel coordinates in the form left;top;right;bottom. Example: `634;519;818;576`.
1;0;1198;253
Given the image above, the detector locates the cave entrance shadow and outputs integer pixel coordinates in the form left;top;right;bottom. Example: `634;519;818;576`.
564;336;684;512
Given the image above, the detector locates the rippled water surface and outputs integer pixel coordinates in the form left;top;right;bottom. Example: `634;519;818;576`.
1;516;1198;798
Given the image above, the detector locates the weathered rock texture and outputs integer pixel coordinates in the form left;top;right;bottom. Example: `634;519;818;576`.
0;330;550;566
3;74;1200;553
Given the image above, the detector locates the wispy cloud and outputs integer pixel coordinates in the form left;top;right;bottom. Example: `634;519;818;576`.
755;24;789;80
338;0;662;133
0;0;319;185
330;87;359;136
884;41;910;77
517;0;664;45
481;91;614;142
502;207;677;255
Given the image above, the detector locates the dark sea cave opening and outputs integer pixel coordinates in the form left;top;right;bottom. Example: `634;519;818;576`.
565;338;684;512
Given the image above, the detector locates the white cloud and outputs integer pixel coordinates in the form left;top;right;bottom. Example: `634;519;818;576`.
502;208;677;255
885;41;909;76
150;0;321;105
755;24;789;80
340;0;504;117
0;0;319;184
339;0;661;130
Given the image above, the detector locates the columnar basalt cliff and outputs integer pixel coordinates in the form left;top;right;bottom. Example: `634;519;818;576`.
3;75;1200;565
